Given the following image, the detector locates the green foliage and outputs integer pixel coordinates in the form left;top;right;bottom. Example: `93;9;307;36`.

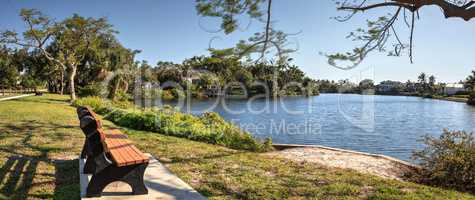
454;91;470;96
0;47;19;88
72;96;273;152
78;84;103;97
412;129;475;192
326;15;400;69
160;90;175;100
196;0;264;34
465;70;475;91
71;96;107;111
1;9;134;101
468;92;475;106
453;94;469;99
114;90;132;102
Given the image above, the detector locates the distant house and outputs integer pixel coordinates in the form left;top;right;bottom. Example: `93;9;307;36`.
183;71;202;85
376;80;402;93
183;70;218;85
444;83;465;95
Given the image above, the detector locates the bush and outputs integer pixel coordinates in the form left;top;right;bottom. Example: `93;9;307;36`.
72;96;273;152
422;94;433;99
160;90;175;100
452;94;470;99
411;129;475;193
454;90;470;96
467;92;475;106
114;90;132;102
78;84;103;97
72;96;107;111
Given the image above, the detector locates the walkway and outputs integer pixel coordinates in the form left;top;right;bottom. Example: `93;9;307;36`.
80;154;206;200
0;94;35;101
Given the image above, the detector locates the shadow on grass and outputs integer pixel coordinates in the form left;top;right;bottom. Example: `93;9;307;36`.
0;121;80;199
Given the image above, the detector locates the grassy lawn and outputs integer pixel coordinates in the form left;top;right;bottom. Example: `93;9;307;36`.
0;94;474;199
432;95;468;103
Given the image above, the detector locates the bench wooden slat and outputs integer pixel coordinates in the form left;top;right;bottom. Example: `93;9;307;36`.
129;145;149;163
108;136;136;166
104;136;129;166
103;129;149;166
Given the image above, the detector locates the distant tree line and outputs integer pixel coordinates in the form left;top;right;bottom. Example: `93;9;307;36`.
137;48;319;99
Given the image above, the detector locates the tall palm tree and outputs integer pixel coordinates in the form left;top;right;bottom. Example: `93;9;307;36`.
465;70;475;92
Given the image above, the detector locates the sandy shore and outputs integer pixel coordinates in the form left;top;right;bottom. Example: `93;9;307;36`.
266;145;418;181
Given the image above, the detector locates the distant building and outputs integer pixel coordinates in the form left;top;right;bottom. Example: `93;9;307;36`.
444;83;465;95
376;80;402;93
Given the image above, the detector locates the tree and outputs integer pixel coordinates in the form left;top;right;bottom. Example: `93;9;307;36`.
418;72;428;94
428;75;436;94
0;9;117;101
359;79;375;92
464;70;475;91
0;47;19;88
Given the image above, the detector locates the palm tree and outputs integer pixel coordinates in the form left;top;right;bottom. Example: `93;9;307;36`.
464;70;475;92
417;72;427;94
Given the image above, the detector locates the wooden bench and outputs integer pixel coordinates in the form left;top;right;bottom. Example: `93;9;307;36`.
77;106;149;197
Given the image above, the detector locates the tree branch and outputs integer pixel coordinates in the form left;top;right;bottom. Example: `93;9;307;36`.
261;0;272;59
339;0;475;21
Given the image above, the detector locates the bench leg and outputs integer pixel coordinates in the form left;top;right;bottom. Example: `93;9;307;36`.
86;163;148;197
83;157;95;174
80;141;87;159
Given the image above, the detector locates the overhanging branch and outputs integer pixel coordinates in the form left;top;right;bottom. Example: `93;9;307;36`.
339;0;475;21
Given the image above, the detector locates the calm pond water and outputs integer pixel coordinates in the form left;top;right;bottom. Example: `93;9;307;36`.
158;94;475;161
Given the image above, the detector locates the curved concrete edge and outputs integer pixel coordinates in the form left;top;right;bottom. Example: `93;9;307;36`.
272;143;420;169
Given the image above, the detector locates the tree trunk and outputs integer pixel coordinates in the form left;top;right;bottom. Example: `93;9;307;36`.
60;69;65;95
122;80;129;94
110;76;121;100
69;66;77;101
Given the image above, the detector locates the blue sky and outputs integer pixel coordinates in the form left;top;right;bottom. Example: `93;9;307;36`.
1;0;474;83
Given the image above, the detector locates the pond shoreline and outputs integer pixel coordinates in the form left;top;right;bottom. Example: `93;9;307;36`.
319;92;469;104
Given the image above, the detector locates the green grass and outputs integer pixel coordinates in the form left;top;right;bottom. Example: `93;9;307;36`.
431;95;468;103
0;94;474;199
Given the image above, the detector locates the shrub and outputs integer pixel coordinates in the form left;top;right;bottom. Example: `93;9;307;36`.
114;90;132;102
171;88;185;99
72;96;107;111
467;92;475;106
160;90;175;100
72;97;273;152
452;94;470;99
411;129;475;193
454;90;470;96
78;84;103;97
422;94;433;99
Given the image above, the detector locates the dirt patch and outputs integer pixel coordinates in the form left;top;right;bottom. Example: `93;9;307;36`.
266;147;415;180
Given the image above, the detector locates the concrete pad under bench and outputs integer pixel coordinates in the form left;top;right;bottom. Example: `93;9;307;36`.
80;153;206;200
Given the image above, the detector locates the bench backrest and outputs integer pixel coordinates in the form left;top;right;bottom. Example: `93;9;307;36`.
77;107;102;131
77;106;107;153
